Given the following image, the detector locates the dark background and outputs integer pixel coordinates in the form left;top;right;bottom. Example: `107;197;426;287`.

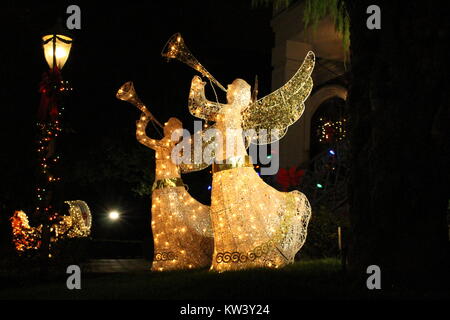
0;1;273;245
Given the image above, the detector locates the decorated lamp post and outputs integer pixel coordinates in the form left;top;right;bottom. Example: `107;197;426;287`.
10;23;91;255
36;23;73;260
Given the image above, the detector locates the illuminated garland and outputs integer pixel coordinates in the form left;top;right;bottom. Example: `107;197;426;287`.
35;69;72;221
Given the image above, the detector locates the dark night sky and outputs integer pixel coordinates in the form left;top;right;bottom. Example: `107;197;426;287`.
0;1;274;241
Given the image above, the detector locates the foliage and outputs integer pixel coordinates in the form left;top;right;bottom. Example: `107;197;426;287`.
299;205;348;259
252;0;350;54
65;134;155;198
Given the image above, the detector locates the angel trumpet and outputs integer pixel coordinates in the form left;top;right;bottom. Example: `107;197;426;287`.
116;81;163;128
161;33;227;93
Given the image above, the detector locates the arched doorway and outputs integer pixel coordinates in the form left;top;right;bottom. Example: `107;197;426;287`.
310;96;347;159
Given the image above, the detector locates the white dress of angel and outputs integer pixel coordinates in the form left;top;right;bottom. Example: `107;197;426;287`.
187;52;315;271
135;111;214;271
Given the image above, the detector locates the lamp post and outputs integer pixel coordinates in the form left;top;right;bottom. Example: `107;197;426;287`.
36;22;73;266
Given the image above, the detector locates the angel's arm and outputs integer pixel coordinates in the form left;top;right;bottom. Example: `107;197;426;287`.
136;111;163;150
188;75;225;121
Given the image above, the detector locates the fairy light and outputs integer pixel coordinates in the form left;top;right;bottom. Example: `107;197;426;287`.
10;211;41;251
10;201;91;253
317;118;347;143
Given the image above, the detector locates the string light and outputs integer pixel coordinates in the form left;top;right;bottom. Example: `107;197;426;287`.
317;118;347;143
10;211;41;251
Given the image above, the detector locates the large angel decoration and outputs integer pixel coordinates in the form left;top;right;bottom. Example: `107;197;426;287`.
116;82;213;271
183;50;315;271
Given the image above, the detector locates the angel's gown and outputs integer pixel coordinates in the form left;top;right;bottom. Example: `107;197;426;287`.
136;116;213;271
202;81;312;272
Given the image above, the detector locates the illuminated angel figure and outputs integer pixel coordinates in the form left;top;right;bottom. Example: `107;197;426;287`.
187;51;315;272
117;81;214;271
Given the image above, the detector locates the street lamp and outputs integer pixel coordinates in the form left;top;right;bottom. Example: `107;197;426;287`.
108;211;120;221
36;21;74;265
42;34;72;70
41;18;73;72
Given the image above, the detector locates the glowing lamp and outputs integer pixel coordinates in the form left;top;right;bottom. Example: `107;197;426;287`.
108;210;120;220
42;34;72;70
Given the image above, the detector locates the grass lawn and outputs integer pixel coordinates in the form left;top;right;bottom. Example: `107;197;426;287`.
0;258;446;300
0;258;349;299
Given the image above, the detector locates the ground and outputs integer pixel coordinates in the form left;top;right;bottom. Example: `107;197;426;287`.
1;258;446;300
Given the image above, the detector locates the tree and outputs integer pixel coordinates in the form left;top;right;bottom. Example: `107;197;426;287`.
255;0;450;290
345;0;449;289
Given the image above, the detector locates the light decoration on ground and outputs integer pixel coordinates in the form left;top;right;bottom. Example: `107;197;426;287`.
317;118;347;143
184;51;315;271
10;211;42;252
116;82;214;271
57;201;92;238
10;201;91;253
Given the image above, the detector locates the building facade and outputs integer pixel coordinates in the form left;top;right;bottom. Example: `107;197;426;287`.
271;2;348;169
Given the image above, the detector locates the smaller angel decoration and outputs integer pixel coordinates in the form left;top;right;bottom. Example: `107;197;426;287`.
116;82;213;271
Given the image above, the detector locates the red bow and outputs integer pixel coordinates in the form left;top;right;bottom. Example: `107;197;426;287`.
38;67;62;121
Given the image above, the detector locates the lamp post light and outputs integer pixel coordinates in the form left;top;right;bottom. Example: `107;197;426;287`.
36;21;73;266
108;210;120;221
42;33;72;71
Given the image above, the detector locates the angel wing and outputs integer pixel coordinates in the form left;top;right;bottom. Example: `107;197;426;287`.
188;75;225;121
241;51;315;145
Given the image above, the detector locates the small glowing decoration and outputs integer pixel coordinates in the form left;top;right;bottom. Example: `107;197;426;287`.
42;34;73;70
10;211;41;252
116;82;214;271
186;52;315;271
61;200;92;237
317;118;347;143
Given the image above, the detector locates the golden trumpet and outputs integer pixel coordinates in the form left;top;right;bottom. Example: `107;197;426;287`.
116;81;164;128
161;33;227;93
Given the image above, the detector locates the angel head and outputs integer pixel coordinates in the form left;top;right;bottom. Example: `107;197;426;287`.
226;79;251;108
164;117;183;140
